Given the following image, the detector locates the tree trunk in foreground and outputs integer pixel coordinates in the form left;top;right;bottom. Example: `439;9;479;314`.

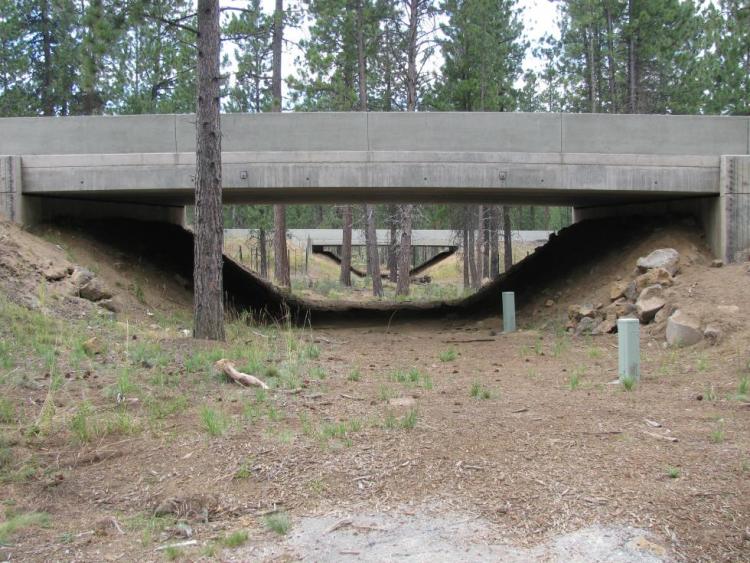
387;204;398;282
340;205;353;286
271;0;289;288
193;0;224;341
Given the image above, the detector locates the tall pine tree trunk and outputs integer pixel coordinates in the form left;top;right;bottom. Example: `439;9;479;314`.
387;204;398;282
468;218;479;289
489;205;500;278
605;4;617;112
271;0;289;287
462;224;470;289
340;205;352;286
364;204;383;297
259;227;268;278
193;0;224;341
396;204;413;296
502;205;513;272
627;0;638;113
475;205;484;284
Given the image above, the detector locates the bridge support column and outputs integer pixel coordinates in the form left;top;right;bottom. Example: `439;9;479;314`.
0;156;25;223
720;155;750;263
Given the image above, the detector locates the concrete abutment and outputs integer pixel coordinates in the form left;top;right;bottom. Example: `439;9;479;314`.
574;155;750;263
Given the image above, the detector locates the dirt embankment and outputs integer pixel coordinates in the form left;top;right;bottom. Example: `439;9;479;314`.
6;214;718;327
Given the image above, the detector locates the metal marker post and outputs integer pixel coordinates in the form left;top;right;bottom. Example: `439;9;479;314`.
502;291;516;333
617;318;640;381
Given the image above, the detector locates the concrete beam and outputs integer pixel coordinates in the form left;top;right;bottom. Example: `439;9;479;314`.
19;151;719;207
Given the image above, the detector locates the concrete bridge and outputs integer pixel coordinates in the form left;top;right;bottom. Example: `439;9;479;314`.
1;112;749;261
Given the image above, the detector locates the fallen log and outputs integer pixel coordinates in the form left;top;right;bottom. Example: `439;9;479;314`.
215;359;269;389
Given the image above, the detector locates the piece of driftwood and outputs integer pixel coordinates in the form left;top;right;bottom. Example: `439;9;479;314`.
215;359;269;389
643;431;678;443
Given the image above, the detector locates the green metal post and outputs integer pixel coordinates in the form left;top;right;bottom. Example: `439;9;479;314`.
502;291;516;333
617;318;640;381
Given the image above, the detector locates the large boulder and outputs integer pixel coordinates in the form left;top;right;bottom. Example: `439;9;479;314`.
71;267;95;287
666;310;702;347
636;284;666;323
637;248;680;276
79;278;113;302
575;316;597;336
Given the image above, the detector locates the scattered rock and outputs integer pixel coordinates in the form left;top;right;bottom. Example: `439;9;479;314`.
623;281;638;302
654;303;675;325
79;278;113;302
592;313;617;335
703;324;722;345
609;281;628;301
544;299;555;307
43;265;71;281
666;310;702;347
575;316;597;336
710;259;723;268
634;268;673;293
71;267;95;287
388;397;416;408
98;297;121;313
82;336;102;357
609;298;637;318
637;248;680;275
635;285;666;323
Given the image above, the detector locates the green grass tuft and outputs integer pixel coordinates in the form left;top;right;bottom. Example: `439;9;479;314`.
264;512;291;535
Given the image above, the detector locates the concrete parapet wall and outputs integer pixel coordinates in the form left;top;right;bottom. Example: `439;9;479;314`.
1;113;748;157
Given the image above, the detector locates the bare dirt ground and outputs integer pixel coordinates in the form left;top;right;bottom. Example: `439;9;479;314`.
1;219;749;562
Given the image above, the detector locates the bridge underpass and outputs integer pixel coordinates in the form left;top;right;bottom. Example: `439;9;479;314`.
1;112;749;263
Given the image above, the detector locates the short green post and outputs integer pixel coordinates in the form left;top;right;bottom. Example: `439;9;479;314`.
617;318;640;381
502;291;516;333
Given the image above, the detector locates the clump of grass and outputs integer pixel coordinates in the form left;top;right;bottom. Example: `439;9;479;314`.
620;375;637;391
666;466;680;479
704;385;717;401
222;530;249;548
738;376;749;399
568;371;581;391
264;512;291;535
304;344;320;360
163;545;182;560
710;422;725;444
309;366;327;380
200;406;230;437
439;348;457;362
69;402;94;443
400;408;418;429
0;398;16;424
0;512;50;545
347;369;361;382
378;385;396;402
470;382;491;399
587;346;602;359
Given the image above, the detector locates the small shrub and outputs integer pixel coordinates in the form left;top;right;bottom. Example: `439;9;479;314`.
347;369;361;382
264;512;291;535
666;466;680;479
705;385;717;401
439;348;457;362
163;546;182;561
710;424;725;444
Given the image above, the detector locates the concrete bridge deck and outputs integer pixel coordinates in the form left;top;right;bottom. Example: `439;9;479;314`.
1;112;749;261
